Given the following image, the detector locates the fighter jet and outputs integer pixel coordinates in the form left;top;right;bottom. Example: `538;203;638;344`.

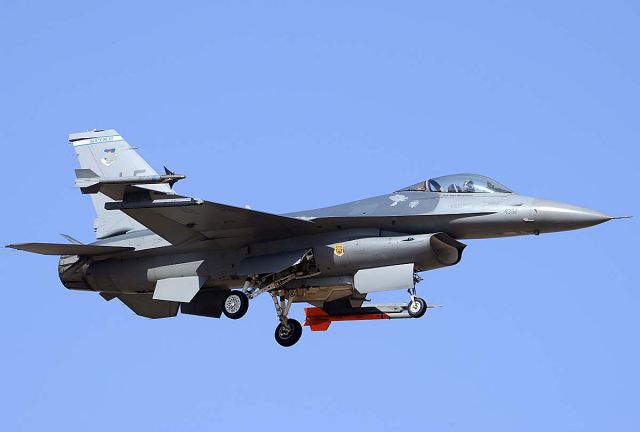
6;130;629;347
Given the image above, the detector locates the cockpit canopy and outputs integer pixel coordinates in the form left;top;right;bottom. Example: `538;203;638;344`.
398;174;513;194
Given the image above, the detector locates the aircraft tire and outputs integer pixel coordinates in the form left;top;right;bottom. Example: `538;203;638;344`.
274;318;302;347
222;290;249;319
408;297;427;318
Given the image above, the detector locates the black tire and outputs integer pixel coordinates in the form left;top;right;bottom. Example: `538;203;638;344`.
222;290;249;319
408;297;427;318
274;318;303;347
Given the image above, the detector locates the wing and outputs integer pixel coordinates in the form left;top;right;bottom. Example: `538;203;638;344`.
116;199;316;245
74;168;317;246
111;203;493;246
6;243;134;256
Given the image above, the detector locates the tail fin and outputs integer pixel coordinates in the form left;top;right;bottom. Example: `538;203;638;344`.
69;129;171;239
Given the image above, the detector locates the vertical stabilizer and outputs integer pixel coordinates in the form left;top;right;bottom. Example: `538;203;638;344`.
69;129;171;239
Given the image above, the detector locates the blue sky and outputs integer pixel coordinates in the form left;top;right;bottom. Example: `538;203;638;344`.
1;1;638;430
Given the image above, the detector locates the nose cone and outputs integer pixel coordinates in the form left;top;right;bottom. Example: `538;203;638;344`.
533;199;614;233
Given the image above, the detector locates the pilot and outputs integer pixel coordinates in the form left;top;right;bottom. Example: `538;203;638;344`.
428;179;443;192
463;180;475;193
447;183;462;193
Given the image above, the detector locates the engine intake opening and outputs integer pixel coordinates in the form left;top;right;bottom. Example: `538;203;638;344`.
430;233;466;266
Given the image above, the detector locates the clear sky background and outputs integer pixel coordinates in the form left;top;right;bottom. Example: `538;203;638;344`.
1;1;638;431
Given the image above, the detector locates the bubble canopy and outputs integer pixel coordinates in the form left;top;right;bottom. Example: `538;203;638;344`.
398;174;513;194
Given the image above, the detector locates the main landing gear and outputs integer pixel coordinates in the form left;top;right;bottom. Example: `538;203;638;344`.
275;318;303;347
221;287;303;347
271;290;302;347
222;290;249;319
241;272;305;347
228;275;304;347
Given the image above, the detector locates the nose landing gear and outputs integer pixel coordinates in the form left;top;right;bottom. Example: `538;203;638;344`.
407;275;428;318
407;296;427;318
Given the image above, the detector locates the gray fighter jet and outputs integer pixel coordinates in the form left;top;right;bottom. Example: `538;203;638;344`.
6;130;629;346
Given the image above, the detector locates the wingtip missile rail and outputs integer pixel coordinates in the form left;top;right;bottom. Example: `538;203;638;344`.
74;168;186;194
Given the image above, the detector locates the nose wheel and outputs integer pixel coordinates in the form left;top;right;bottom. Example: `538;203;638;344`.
408;297;427;318
407;282;427;318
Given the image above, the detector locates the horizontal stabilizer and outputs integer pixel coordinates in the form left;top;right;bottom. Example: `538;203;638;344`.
6;242;134;256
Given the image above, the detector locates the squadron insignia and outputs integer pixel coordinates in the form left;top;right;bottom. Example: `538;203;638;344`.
101;147;118;166
334;244;344;256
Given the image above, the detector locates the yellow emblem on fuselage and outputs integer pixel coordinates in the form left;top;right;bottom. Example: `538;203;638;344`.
334;244;344;256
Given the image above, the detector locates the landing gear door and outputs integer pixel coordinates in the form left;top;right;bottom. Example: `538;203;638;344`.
354;263;415;294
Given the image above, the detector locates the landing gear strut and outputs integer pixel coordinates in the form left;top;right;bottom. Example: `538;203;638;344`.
407;276;427;318
271;290;302;347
